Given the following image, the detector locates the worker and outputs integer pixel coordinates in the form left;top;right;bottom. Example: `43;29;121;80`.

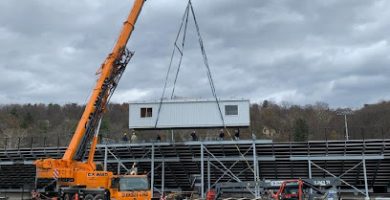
218;129;224;140
130;131;138;143
234;128;240;140
160;192;167;200
156;134;161;142
191;130;198;141
122;132;129;142
129;163;138;175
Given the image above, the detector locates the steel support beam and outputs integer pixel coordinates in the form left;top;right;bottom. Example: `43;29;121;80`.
209;147;254;189
162;161;165;196
201;143;205;199
107;149;129;171
97;142;171;148
0;160;41;165
308;160;312;194
362;155;369;199
104;145;108;171
290;155;384;161
105;158;180;163
207;159;211;191
310;161;366;196
192;156;275;162
151;143;155;198
252;141;259;198
97;140;274;149
203;147;243;183
184;139;272;146
209;162;241;183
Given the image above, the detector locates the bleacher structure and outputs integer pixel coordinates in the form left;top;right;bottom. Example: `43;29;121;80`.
0;139;389;199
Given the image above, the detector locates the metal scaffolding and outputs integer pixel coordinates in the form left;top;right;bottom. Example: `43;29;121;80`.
96;139;386;198
0;139;389;198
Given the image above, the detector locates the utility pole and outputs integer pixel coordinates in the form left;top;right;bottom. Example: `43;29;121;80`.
337;109;353;141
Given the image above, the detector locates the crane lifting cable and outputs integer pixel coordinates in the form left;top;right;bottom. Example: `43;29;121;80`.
154;3;190;129
153;0;256;177
154;0;225;128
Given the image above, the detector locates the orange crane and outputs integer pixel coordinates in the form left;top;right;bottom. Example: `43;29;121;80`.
33;0;150;199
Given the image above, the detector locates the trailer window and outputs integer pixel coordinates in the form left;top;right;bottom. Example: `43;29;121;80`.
225;105;238;115
119;177;149;191
140;107;152;118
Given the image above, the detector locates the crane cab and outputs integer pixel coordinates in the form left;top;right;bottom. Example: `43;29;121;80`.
110;175;151;200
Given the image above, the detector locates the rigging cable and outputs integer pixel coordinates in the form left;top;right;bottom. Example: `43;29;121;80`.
171;3;190;99
154;0;256;178
154;3;256;183
187;0;256;176
154;4;190;128
188;0;225;127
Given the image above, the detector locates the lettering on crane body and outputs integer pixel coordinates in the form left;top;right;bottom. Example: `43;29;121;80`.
87;172;109;177
122;192;136;197
121;192;148;197
313;180;331;186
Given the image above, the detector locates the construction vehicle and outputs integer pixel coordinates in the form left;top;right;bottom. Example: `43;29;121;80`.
33;0;150;199
269;179;338;200
215;178;339;200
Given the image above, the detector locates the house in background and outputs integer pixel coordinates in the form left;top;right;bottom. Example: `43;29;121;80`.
129;99;250;129
262;126;276;137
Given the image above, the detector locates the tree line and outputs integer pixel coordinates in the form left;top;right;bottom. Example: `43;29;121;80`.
0;100;389;147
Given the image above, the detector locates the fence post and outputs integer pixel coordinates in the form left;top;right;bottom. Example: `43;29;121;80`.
30;137;34;148
324;128;328;141
21;185;24;200
18;137;21;150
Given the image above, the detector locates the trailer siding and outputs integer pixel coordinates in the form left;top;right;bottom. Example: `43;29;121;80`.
129;99;250;129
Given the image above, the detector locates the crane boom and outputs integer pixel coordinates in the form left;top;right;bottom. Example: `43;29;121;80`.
63;0;145;161
34;1;150;199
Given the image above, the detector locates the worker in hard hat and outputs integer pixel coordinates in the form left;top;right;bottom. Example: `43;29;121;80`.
234;128;240;140
218;129;224;140
156;134;161;142
130;131;138;143
129;163;138;175
122;132;129;142
191;130;198;141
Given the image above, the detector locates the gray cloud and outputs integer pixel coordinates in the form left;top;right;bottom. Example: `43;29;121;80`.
0;0;390;108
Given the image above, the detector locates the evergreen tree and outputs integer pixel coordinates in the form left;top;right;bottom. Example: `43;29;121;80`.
294;118;308;141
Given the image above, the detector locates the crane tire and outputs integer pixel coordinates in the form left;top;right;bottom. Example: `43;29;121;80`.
84;194;94;200
93;194;105;200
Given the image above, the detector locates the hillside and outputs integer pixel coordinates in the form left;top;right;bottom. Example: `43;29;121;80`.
0;100;389;148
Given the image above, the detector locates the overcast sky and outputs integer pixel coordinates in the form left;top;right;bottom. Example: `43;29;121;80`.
1;0;390;108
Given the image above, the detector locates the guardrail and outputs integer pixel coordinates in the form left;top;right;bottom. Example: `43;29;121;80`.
0;126;387;149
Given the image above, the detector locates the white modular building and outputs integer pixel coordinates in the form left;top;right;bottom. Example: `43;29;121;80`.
129;99;250;129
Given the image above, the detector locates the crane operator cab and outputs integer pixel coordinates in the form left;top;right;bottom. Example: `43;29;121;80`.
110;175;151;200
